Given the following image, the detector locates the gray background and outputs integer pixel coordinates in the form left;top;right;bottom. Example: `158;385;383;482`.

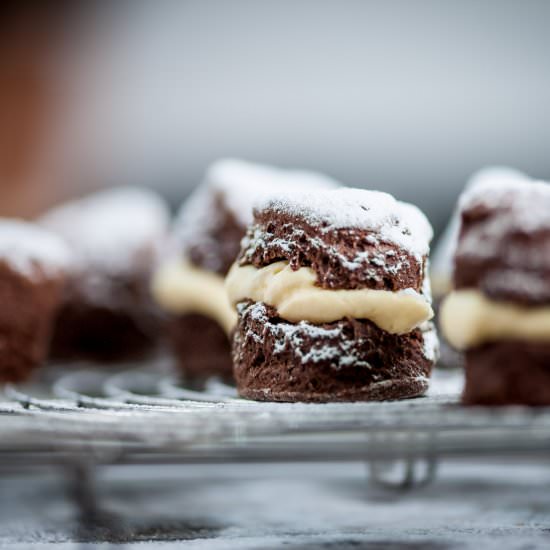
68;0;550;233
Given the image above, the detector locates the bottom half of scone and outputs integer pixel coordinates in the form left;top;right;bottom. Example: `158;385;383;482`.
151;260;236;382
167;313;233;382
50;272;163;363
0;263;64;383
50;301;160;363
463;341;550;406
232;301;437;403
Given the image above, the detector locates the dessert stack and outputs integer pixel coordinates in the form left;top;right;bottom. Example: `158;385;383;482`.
40;187;170;362
0;221;71;382
441;177;550;405
226;188;438;402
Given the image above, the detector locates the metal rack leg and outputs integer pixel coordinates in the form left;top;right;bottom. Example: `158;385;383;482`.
64;460;126;543
368;455;438;490
66;460;103;521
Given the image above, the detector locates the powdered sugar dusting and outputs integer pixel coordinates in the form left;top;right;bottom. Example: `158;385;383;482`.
459;171;550;236
457;174;550;270
420;321;439;362
40;187;170;276
256;188;433;260
174;159;340;256
206;159;341;226
459;168;535;214
238;301;437;370
431;166;528;295
0;220;72;280
483;268;550;301
238;301;373;370
240;223;415;285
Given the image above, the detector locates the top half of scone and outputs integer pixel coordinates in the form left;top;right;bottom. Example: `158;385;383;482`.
0;219;72;310
454;176;550;306
236;187;432;292
430;166;528;300
227;187;434;334
39;186;170;307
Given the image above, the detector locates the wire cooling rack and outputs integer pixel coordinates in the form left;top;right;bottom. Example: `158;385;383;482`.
2;359;550;475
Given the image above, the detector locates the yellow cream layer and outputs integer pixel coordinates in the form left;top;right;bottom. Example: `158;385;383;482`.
225;261;432;334
152;261;237;333
441;289;550;350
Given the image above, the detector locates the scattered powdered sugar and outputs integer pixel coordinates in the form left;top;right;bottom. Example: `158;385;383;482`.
459;167;532;213
421;261;433;303
174;158;340;253
239;301;437;370
459;171;550;234
482;268;550;301
0;219;72;280
456;173;550;270
420;321;439;362
256;187;433;261
238;301;373;370
240;223;417;286
40;187;170;275
205;159;341;226
431;167;528;293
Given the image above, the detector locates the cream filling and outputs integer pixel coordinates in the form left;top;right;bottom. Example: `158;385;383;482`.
151;261;237;333
225;261;433;334
440;289;550;350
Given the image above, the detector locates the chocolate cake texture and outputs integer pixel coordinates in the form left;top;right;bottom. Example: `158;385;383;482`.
233;301;435;402
0;221;70;382
441;175;550;405
40;187;170;362
154;159;339;381
49;272;161;362
239;189;431;291
168;314;233;381
455;177;550;306
464;341;550;406
430;167;527;369
231;187;437;402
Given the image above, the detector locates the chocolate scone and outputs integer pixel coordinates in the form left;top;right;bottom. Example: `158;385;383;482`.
430;167;527;369
227;188;438;402
40;187;170;362
440;176;550;405
152;159;339;381
0;221;71;382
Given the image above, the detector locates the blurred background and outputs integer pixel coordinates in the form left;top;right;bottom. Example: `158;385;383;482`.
2;0;550;233
2;4;550;546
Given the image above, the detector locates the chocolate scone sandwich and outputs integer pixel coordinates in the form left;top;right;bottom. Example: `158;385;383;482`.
0;220;71;382
441;177;550;405
40;187;170;362
226;188;438;402
152;159;339;381
430;166;527;369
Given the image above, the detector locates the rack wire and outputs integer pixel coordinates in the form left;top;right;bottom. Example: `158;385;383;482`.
2;360;550;478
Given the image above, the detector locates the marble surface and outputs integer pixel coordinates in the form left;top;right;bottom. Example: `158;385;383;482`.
1;460;550;549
